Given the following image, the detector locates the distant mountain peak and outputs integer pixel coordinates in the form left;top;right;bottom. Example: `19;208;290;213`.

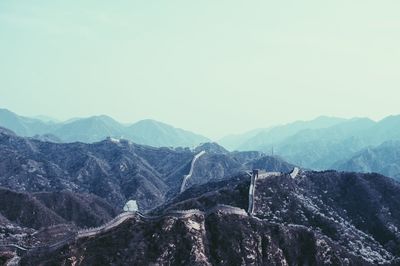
194;142;228;154
131;119;184;130
0;110;210;147
378;114;400;124
312;115;345;121
74;115;119;124
128;119;210;148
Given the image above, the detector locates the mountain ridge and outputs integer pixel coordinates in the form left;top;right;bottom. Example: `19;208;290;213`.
17;170;400;265
0;108;210;148
0;129;294;213
333;140;400;181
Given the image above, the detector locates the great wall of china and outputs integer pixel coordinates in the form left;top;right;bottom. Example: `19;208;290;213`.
0;152;300;256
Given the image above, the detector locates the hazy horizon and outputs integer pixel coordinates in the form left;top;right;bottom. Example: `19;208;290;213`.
1;1;399;139
2;107;397;141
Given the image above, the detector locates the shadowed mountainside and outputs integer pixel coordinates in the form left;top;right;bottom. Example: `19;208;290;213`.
18;170;400;265
0;129;293;213
0;187;118;229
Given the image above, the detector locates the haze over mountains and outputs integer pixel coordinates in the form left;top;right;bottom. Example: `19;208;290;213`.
219;116;347;151
219;115;400;180
334;141;400;181
2;129;400;264
2;109;400;264
2;0;400;263
3;108;400;181
0;109;209;148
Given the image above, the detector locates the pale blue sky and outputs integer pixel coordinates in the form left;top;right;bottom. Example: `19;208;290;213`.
0;1;399;138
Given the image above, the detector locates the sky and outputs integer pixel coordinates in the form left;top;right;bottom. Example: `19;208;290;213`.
0;1;399;139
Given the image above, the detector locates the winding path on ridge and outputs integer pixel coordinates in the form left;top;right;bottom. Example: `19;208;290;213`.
1;154;301;255
247;168;300;215
0;205;248;254
247;172;278;215
180;150;206;193
0;151;209;253
78;204;247;239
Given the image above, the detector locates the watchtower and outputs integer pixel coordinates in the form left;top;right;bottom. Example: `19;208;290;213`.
252;169;259;179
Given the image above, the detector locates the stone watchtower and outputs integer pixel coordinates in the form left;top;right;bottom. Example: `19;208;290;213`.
252;169;259;179
248;169;259;215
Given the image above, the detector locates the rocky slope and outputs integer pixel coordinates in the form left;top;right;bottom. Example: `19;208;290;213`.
16;170;400;265
0;130;291;211
0;128;192;211
0;187;118;229
20;210;370;265
0;129;291;213
0;188;65;230
33;191;118;228
181;143;295;191
252;171;400;263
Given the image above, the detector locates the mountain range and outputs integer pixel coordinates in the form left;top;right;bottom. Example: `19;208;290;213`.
1;124;400;264
218;115;400;181
333;140;400;180
3;108;400;182
15;170;400;265
0;128;293;212
0;108;209;148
